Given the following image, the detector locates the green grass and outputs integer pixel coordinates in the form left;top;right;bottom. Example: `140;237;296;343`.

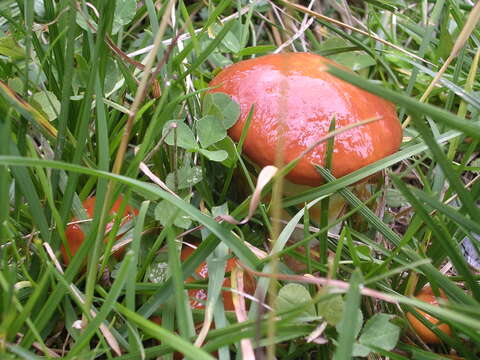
1;0;480;359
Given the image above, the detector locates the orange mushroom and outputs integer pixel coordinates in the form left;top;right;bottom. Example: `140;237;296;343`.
208;52;402;186
406;286;452;344
180;244;255;311
61;196;138;264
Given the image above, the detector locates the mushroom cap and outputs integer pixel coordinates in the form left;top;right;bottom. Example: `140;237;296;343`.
208;52;402;186
406;287;451;344
62;196;138;264
180;244;255;310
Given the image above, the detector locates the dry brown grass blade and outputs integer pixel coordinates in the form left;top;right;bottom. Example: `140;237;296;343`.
42;243;122;356
231;266;256;360
305;321;328;344
32;342;60;358
138;161;181;198
110;0;177;176
278;0;431;65
268;9;284;47
273;16;315;54
194;302;214;348
402;1;480;128
240;262;398;305
177;166;277;239
106;37;145;70
243;166;278;224
213;165;278;225
0;80;58;137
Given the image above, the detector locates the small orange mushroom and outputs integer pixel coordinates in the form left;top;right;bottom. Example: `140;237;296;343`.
406;286;452;344
180;244;255;311
61;196;138;264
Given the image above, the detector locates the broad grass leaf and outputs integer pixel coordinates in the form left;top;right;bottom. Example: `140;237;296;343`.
317;293;344;326
361;0;398;11
0;37;25;59
199;149;228;162
112;0;136;34
211;202;229;217
437;21;454;60
7;78;24;93
336;308;363;339
165;166;203;190
210;23;242;53
385;188;408;207
76;8;97;32
197;115;227;147
212;137;237;168
238;45;276;56
74;54;90;88
334;270;363;360
31;91;60;121
203;92;240;130
319;37;374;71
354;313;401;356
277;283;316;322
352;343;371;357
155;200;192;229
221;30;241;53
208;51;233;67
163;120;198;150
104;59;121;94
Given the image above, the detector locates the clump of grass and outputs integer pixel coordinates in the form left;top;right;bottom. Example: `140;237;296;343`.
0;0;479;359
